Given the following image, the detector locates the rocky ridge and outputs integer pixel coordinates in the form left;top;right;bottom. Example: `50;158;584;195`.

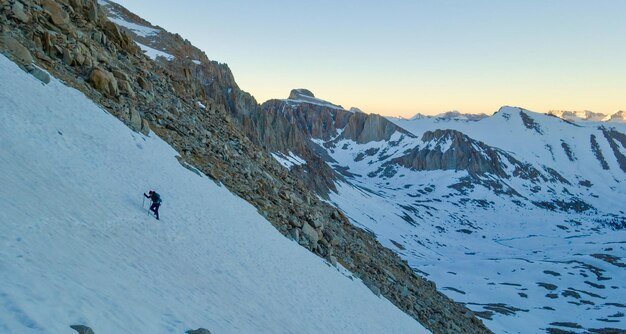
0;0;490;333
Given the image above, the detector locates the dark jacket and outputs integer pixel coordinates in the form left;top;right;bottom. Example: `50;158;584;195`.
144;192;161;204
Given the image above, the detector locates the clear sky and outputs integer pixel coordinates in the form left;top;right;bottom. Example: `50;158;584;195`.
115;0;626;117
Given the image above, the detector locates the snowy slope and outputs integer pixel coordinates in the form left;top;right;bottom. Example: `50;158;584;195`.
390;106;626;212
0;55;430;333
288;104;626;333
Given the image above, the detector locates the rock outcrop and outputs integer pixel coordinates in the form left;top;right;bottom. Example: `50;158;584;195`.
393;129;511;178
70;325;95;334
186;328;212;334
0;1;491;333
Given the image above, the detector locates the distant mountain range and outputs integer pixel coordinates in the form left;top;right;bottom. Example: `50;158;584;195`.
403;109;626;124
548;110;626;123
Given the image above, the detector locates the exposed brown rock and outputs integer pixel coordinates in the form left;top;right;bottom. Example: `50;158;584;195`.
0;34;32;65
11;1;30;23
89;67;118;96
42;0;70;27
103;20;138;54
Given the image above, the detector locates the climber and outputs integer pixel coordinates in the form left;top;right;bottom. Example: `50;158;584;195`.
144;190;162;220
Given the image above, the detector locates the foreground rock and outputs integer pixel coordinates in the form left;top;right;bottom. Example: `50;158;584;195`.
70;325;95;334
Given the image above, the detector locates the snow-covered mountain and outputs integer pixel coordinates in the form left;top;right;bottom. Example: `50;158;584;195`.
0;54;431;333
606;110;626;123
548;110;626;123
407;111;490;122
257;95;626;333
548;110;608;122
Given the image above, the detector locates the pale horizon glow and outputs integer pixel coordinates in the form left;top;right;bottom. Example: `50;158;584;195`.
114;0;626;117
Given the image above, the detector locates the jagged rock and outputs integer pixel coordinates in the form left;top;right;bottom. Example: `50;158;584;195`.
393;129;513;178
289;227;300;241
73;48;86;66
112;69;130;82
363;279;382;297
118;79;135;97
137;75;152;91
89;67;118;96
70;324;95;334
63;47;73;65
128;106;149;134
288;88;315;99
141;119;150;135
11;1;30;23
288;215;303;228
342;112;404;144
301;222;320;244
186;329;212;334
103;20;137;54
0;34;32;65
87;0;98;22
42;0;70;27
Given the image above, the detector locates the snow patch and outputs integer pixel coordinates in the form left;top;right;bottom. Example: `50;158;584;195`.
271;151;307;169
108;17;160;38
136;42;174;61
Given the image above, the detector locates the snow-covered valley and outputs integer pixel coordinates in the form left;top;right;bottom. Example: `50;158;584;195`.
307;107;626;333
0;55;430;333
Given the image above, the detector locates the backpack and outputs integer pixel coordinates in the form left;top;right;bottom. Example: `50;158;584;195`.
154;193;162;205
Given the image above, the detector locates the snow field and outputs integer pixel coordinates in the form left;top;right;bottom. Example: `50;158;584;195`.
0;55;429;334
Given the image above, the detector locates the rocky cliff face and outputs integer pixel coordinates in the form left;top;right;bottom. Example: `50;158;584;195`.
393;129;511;177
257;89;415;195
0;0;490;333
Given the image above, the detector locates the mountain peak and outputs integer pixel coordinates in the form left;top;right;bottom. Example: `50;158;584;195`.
285;89;344;110
606;110;626;122
289;88;315;99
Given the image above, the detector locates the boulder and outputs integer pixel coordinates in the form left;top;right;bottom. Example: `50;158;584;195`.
63;47;73;65
118;79;136;98
42;0;70;27
288;216;303;228
89;67;118;96
137;76;152;91
12;1;30;23
112;69;130;82
186;329;212;334
69;0;83;9
128;107;144;132
103;20;137;54
73;48;86;65
141;119;150;135
363;279;381;297
289;227;300;242
87;0;99;23
70;325;95;334
0;34;33;65
301;222;319;244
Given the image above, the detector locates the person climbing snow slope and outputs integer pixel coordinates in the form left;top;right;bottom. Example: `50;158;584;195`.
144;190;161;220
